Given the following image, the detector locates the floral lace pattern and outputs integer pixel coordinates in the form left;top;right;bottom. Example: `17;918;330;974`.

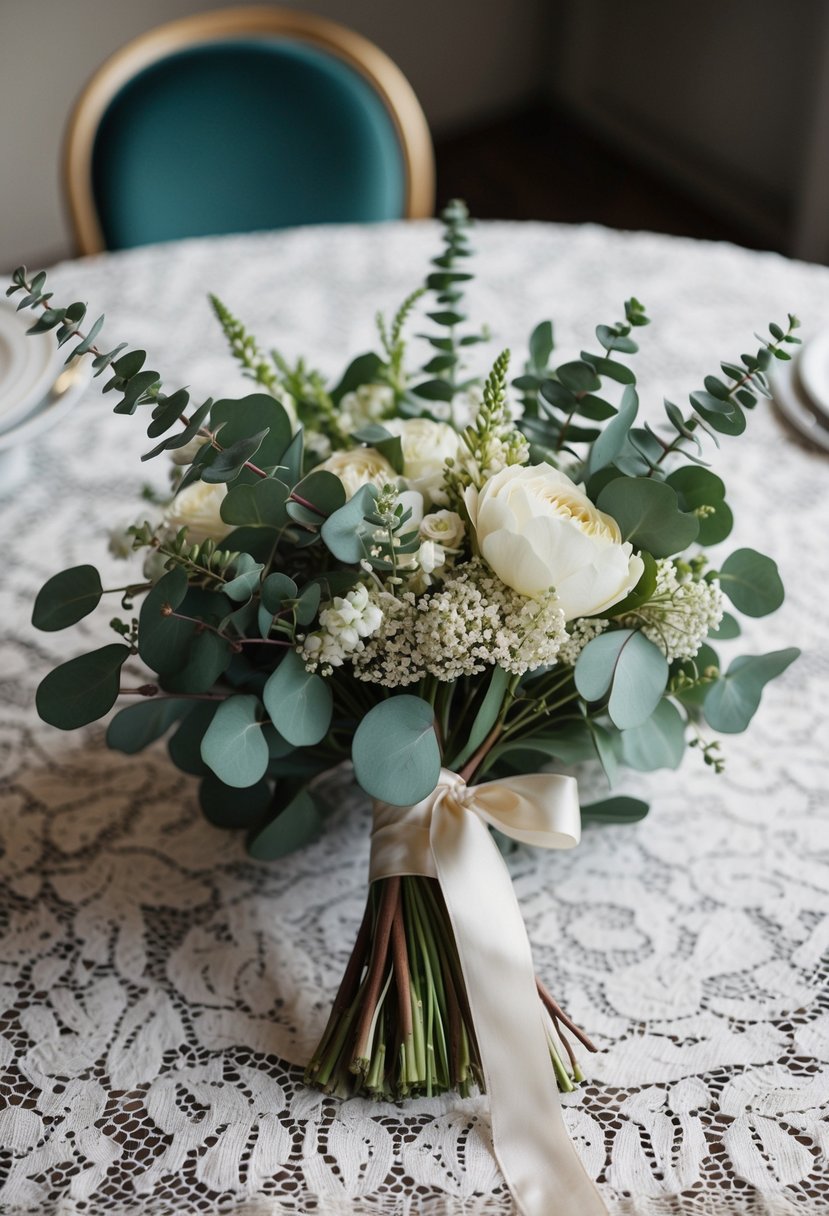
1;221;828;1214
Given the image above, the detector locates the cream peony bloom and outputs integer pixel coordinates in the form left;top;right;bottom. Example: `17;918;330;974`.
319;447;397;500
164;481;233;545
464;463;644;619
382;418;461;503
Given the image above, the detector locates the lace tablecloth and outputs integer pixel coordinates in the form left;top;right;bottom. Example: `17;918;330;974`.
2;221;828;1216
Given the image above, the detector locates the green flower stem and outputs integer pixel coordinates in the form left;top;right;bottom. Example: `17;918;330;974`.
547;1030;576;1093
304;874;591;1101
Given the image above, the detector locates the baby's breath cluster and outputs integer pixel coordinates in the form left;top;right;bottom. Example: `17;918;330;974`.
622;559;723;661
557;617;609;665
352;560;567;687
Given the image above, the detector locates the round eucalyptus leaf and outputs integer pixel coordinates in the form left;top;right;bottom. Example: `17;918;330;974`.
580;796;650;824
160;630;232;695
32;565;103;632
575;629;669;730
587;384;638;475
621;699;686;771
220;479;290;528
200;694;269;787
262;650;332;746
36;643;131;730
703;647;799;733
291;469;347;517
556;360;601;394
221;526;281;564
246;787;323;859
222;554;264;602
210;394;293;468
199;772;272;828
138;567;190;674
718;549;784;617
295;582;322;626
320;484;377;563
666;466;732;544
352;695;441;806
106;697;189;754
597;477;699;557
261;573;298;613
168;701;219;774
709;611;741;640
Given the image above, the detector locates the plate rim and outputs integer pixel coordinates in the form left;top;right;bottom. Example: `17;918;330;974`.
0;297;61;432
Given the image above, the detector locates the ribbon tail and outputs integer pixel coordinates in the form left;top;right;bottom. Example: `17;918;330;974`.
430;800;608;1216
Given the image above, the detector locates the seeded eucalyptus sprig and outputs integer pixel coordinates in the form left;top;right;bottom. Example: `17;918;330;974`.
642;314;803;472
405;200;488;419
516;297;651;464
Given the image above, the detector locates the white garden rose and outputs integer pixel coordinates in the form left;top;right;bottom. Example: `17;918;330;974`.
164;481;232;545
464;463;644;619
319;447;397;499
382;418;461;503
419;509;465;549
339;383;395;434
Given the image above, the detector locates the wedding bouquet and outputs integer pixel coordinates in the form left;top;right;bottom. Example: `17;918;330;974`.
11;202;799;1214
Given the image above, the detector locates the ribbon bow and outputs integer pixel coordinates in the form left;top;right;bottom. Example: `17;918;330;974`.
371;768;607;1216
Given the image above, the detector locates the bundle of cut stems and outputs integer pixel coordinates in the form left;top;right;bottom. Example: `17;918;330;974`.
305;874;596;1099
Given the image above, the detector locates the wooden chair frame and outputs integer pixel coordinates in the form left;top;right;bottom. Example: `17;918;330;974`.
64;5;435;254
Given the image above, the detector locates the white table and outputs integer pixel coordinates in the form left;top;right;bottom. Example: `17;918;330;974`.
2;221;828;1215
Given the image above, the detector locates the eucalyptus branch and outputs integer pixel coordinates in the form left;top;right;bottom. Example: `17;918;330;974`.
7;269;270;479
650;313;801;472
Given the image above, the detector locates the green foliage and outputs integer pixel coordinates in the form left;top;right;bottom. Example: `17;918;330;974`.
320;484;378;563
169;701;218;774
247;785;323;858
620;699;686;771
200;772;273;828
352;696;441;805
32;565;103;631
597;477;699;557
36;644;130;730
703;647;799;733
449;665;509;769
200;694;270;787
106;698;189;754
575;629;669;729
580;796;650;824
516;298;649;462
221;479;290;528
263;650;333;746
412;200;487;413
717;548;784;617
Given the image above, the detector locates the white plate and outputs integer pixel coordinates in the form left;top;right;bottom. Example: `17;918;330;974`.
772;352;829;454
0;296;62;432
797;327;829;419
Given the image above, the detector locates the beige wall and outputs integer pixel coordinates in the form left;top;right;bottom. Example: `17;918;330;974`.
0;0;547;270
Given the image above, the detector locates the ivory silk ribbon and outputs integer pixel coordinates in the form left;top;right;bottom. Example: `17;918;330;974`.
370;768;608;1216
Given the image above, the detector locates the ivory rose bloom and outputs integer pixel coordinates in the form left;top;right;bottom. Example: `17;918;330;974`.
464;463;644;619
164;481;232;545
319;447;397;499
419;509;465;549
382;418;461;502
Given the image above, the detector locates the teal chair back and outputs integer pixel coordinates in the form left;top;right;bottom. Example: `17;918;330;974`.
65;8;434;254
